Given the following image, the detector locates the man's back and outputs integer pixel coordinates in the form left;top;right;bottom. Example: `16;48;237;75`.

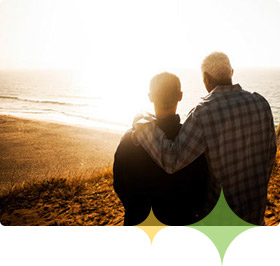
199;85;276;224
113;115;211;225
135;84;277;225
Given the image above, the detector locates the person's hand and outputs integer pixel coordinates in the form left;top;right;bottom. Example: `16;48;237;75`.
132;112;156;130
131;113;155;146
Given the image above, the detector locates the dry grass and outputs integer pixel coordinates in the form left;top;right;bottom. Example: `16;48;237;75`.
0;168;125;226
1;149;280;226
264;124;280;226
265;149;280;226
1;162;279;226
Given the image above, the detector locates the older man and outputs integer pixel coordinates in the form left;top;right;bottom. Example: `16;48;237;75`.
113;72;211;225
134;52;277;225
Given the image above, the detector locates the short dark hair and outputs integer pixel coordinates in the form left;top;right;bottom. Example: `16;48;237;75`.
150;72;181;108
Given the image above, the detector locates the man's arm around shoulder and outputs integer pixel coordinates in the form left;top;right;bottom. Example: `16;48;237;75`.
133;109;206;174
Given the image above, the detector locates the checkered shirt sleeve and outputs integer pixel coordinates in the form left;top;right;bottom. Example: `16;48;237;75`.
135;109;206;174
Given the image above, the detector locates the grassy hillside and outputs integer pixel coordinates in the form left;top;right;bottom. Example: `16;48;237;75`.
0;168;124;226
1;127;280;226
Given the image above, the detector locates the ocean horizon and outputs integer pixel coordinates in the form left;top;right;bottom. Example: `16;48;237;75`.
1;68;280;132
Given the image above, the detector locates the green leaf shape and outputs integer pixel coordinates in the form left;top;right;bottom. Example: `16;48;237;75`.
190;189;256;262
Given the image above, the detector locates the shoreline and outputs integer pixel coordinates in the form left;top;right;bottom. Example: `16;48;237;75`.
0;112;129;135
0;114;123;190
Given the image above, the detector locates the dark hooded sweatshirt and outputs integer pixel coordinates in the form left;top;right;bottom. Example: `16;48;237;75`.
113;114;211;225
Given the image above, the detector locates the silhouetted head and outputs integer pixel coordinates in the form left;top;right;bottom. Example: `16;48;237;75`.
149;72;182;119
201;52;234;93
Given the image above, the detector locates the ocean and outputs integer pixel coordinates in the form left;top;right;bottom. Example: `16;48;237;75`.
0;68;280;132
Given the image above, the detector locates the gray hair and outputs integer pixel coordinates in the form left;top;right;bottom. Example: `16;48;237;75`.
201;52;233;81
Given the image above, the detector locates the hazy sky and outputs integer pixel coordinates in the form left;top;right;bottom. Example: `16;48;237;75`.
0;0;280;70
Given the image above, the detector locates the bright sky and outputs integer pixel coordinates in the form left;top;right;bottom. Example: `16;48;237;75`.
0;0;280;71
0;0;280;127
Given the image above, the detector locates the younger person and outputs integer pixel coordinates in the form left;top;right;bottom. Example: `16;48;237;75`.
113;72;212;225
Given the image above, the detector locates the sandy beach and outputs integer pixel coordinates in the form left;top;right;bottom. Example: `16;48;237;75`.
0;115;125;225
0;115;122;189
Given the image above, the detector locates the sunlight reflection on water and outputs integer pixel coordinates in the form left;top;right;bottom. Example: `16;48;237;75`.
0;68;279;132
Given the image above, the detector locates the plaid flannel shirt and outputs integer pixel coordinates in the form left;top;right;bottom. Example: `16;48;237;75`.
134;84;277;225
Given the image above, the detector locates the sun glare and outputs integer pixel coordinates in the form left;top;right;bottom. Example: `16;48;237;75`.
0;0;280;127
1;0;280;70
